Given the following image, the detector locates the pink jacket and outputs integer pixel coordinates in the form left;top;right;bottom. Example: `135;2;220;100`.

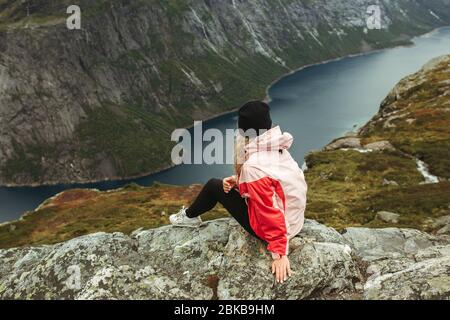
238;126;308;259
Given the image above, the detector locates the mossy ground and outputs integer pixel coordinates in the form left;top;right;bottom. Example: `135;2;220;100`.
305;150;449;231
0;183;227;249
1;167;447;249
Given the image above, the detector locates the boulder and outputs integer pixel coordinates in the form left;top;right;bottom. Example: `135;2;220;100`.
382;179;399;187
376;211;400;224
342;227;445;260
364;141;395;152
342;227;449;300
0;219;360;300
437;225;450;236
324;138;362;151
364;256;450;300
0;219;449;300
433;215;450;229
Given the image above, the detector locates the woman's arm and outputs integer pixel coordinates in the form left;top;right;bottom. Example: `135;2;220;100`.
238;168;292;282
241;176;288;257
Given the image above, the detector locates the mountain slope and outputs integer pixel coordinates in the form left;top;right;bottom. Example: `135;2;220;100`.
305;55;450;230
1;0;450;185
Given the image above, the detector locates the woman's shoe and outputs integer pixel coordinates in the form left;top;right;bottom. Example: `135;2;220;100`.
169;206;202;228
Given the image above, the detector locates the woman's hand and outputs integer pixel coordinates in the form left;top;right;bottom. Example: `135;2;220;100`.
223;176;237;194
272;256;292;283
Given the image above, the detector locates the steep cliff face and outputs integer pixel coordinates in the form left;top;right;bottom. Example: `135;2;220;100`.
1;0;450;185
0;218;449;300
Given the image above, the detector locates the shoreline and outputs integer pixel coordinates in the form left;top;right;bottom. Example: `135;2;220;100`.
0;163;178;189
1;26;448;190
263;27;447;101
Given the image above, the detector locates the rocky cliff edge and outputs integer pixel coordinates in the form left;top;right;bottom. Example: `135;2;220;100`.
1;218;449;300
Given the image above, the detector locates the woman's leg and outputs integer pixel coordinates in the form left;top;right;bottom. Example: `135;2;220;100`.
186;178;258;238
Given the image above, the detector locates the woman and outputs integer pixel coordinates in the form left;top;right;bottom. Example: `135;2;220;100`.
170;101;308;283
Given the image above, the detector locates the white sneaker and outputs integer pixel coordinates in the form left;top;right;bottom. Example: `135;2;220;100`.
169;206;202;228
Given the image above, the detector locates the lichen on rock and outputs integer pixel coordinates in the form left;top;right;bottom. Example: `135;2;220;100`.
0;218;448;300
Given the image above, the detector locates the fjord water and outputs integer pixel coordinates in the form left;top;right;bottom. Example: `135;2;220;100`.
1;28;450;223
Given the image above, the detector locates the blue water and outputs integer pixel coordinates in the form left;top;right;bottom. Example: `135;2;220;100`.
1;27;450;223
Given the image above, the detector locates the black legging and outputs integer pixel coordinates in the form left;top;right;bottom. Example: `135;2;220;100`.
186;178;259;239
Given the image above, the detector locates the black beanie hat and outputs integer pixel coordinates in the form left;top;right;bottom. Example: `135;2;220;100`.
238;101;272;135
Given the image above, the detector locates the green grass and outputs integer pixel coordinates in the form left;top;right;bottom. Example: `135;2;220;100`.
305;149;450;231
0;183;228;249
77;105;175;177
2;140;57;183
361;182;450;227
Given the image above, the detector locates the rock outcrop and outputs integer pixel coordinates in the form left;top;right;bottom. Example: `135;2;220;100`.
324;137;362;151
0;218;448;300
1;0;450;185
344;227;450;299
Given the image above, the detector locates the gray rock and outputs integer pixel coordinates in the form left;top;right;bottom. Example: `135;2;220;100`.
343;227;443;259
433;215;450;229
324;138;362;151
342;227;450;299
364;141;395;152
376;211;400;224
0;219;360;300
364;256;450;300
217;224;358;300
1;219;449;300
437;225;450;235
299;219;345;244
414;245;450;262
382;179;399;187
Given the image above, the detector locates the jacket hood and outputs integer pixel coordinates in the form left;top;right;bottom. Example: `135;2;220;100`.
245;126;293;157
